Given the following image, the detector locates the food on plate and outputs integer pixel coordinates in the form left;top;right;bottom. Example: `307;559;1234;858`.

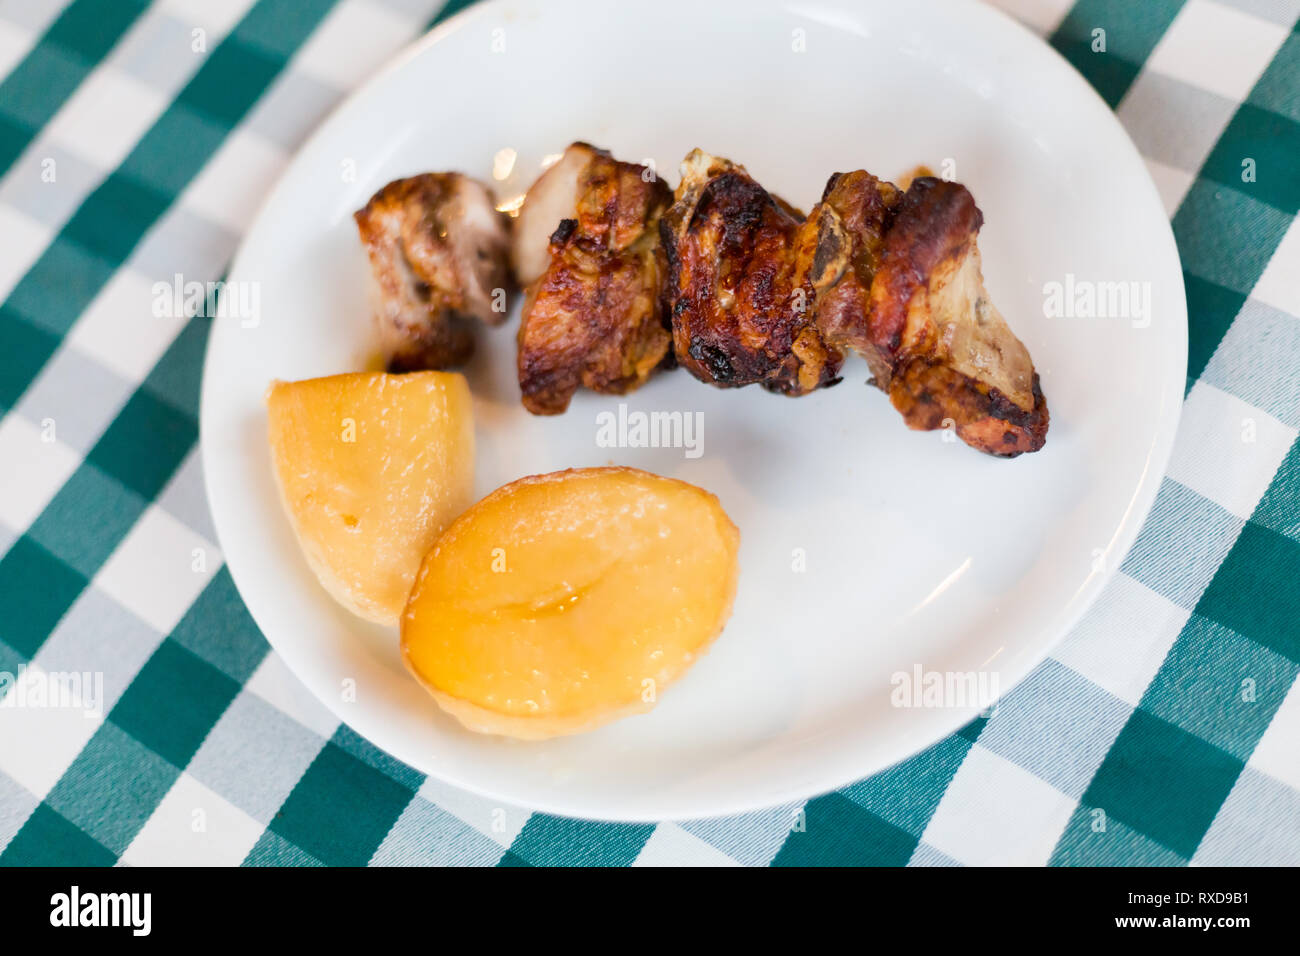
266;371;475;625
656;149;1048;456
354;173;513;372
659;149;845;395
511;143;595;286
512;143;675;415
401;467;740;739
351;145;1047;456
855;177;1048;456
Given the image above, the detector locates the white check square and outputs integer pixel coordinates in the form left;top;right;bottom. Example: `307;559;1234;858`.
294;0;421;92
179;128;287;235
67;269;188;385
1248;676;1300;791
0;204;53;304
1145;0;1288;103
633;823;741;866
415;774;529;848
93;505;221;636
0;414;82;534
1165;381;1297;521
159;0;260;37
1052;573;1189;708
920;745;1077;865
121;771;263;866
0;16;34;80
0;662;102;799
243;652;340;741
1251;215;1300;317
44;67;169;172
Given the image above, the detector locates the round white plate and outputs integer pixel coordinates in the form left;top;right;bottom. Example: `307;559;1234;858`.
201;0;1186;821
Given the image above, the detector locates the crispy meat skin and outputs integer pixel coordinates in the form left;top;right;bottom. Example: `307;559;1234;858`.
354;173;512;372
803;170;900;385
861;177;1048;456
516;144;673;415
660;151;1047;456
660;151;843;395
513;145;1048;455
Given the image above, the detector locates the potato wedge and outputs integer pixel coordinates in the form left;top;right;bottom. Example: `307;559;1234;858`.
267;371;474;625
402;467;740;739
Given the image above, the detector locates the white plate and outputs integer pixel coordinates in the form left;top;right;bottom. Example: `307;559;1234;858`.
201;0;1186;821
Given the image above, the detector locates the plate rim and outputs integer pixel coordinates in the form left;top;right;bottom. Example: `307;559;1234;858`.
199;0;1188;821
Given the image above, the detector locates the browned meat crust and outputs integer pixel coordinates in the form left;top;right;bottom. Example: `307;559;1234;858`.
510;144;1049;456
516;144;673;415
861;177;1048;456
354;173;513;372
659;150;843;395
889;361;1049;456
657;154;1048;456
802;169;899;384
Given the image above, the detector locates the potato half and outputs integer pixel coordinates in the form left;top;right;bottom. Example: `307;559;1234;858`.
267;371;474;625
402;467;740;739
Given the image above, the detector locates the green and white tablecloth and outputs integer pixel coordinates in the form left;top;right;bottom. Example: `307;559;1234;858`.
0;0;1296;867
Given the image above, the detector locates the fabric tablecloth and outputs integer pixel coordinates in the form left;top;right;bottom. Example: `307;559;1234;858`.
0;0;1297;867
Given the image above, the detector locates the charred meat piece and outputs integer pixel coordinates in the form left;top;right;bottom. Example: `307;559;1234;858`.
661;150;1047;455
660;150;844;395
515;143;673;415
863;177;1048;456
801;169;900;384
354;173;513;372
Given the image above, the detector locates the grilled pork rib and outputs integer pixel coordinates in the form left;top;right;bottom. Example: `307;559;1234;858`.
513;143;674;415
655;150;1048;456
354;173;513;372
354;148;1048;456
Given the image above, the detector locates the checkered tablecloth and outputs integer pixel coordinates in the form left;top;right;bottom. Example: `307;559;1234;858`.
0;0;1296;867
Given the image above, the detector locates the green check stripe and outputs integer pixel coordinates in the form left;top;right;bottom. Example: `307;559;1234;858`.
1164;8;1299;383
774;795;917;866
0;803;116;866
1045;0;1300;866
504;818;655;867
1174;185;1290;382
761;0;1217;868
0;0;339;651
0;0;149;177
259;731;417;867
0;632;252;863
0;569;275;866
0;536;86;658
1183;273;1247;391
427;0;478;28
1051;437;1300;864
0;0;342;864
1200;103;1300;215
773;717;981;865
1049;0;1186;108
1;0;1296;868
112;638;246;770
0;0;337;411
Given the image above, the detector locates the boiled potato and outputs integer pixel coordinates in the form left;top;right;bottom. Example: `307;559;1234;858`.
402;467;740;739
267;371;474;625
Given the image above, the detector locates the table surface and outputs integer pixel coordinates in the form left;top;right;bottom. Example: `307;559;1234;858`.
0;0;1297;867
